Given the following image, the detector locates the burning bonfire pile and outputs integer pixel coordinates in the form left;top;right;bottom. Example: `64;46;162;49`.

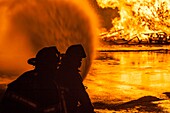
97;0;170;45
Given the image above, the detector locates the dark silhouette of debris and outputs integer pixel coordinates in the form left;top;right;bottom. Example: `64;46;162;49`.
93;96;164;112
163;92;170;98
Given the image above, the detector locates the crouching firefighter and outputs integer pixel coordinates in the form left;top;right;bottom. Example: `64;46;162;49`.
0;46;67;113
56;44;95;113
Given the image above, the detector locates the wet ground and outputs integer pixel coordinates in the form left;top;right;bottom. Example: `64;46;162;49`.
83;45;170;112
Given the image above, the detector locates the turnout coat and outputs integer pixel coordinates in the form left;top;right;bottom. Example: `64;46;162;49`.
0;70;60;113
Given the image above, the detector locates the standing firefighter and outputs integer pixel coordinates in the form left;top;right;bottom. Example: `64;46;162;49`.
0;46;62;113
56;44;95;113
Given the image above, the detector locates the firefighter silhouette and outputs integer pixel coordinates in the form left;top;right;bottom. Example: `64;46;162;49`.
0;44;95;113
56;44;95;113
1;46;61;113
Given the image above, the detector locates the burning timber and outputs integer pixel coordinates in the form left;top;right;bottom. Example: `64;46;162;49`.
98;49;169;53
100;32;170;45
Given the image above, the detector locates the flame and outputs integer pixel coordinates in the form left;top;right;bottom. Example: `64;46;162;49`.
97;0;170;40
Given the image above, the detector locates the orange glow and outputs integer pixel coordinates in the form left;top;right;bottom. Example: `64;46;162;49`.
84;51;170;112
97;0;170;40
0;0;99;82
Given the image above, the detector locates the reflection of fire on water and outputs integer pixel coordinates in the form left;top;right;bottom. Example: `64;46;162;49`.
97;0;170;44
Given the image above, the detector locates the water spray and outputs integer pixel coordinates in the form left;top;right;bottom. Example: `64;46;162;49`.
0;0;99;83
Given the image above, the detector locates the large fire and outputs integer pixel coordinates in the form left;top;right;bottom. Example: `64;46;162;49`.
97;0;170;42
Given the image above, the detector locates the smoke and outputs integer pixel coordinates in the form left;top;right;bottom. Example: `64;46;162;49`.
88;0;119;30
0;0;99;83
